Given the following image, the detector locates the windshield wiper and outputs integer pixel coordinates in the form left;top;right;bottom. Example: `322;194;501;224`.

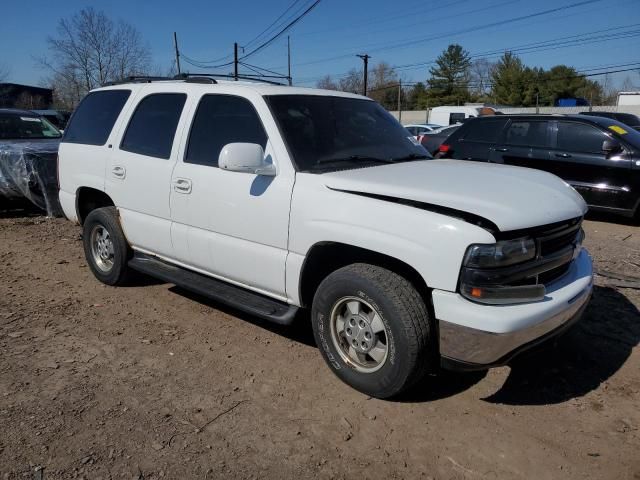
317;155;395;165
389;153;431;162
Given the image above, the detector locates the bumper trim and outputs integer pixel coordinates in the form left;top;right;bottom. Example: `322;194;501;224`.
438;281;592;368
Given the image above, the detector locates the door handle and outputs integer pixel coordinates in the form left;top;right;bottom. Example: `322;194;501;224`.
555;153;572;158
112;166;126;179
494;147;508;152
173;178;192;194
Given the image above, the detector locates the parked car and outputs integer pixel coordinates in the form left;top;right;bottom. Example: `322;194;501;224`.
437;115;640;218
58;77;592;398
32;109;71;131
418;124;461;155
0;108;63;215
404;123;442;137
580;111;640;131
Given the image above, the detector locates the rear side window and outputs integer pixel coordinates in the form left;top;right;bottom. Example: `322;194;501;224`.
449;113;466;124
504;121;548;147
121;93;186;159
185;95;267;167
62;90;131;145
557;122;608;154
460;119;507;143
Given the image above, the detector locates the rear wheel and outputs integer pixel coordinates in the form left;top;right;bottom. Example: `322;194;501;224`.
311;263;433;398
83;207;131;286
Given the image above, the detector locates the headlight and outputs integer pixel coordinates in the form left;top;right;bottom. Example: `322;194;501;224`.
463;237;536;268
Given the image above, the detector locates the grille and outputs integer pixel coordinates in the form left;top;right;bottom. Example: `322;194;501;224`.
538;223;581;257
536;219;582;285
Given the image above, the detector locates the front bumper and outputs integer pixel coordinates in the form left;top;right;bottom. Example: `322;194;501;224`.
434;248;593;369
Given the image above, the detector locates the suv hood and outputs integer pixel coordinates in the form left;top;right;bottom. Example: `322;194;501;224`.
321;160;587;232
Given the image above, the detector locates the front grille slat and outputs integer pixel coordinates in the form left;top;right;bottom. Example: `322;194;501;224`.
501;218;582;288
536;220;581;285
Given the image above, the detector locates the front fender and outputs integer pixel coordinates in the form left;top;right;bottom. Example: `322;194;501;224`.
287;176;496;298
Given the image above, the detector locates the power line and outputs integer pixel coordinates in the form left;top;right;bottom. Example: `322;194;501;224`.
296;0;473;38
243;0;305;49
365;63;640;93
289;0;604;69
240;0;322;60
393;24;640;72
295;24;640;85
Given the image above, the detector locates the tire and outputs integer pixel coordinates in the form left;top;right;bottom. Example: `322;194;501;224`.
311;263;433;398
82;206;131;286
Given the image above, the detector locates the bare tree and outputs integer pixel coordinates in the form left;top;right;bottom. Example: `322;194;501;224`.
316;75;338;90
14;92;47;110
368;62;398;109
620;75;636;92
338;68;363;94
40;7;150;107
470;58;494;99
0;63;10;82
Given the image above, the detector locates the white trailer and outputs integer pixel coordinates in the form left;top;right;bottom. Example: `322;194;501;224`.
428;105;496;125
617;92;640;107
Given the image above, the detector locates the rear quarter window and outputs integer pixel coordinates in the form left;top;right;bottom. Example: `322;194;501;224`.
62;90;131;146
459;119;507;143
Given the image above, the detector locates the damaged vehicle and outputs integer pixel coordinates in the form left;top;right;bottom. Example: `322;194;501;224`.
58;77;593;398
0;108;63;215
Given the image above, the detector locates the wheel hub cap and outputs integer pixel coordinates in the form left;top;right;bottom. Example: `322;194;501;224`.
90;225;115;272
329;296;389;373
344;313;375;353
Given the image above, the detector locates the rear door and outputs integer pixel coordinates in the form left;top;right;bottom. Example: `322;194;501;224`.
449;118;507;161
105;89;188;258
490;119;551;169
551;120;634;210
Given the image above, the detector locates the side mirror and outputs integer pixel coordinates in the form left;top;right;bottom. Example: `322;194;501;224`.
218;143;275;176
602;139;622;154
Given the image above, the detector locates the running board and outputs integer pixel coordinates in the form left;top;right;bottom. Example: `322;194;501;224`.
129;253;298;325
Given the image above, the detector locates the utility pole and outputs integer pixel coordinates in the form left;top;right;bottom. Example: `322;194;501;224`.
397;80;402;123
357;54;370;96
173;32;181;75
535;92;539;114
287;36;292;86
234;42;239;81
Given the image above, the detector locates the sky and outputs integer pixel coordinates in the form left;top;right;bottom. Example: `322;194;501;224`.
2;0;640;89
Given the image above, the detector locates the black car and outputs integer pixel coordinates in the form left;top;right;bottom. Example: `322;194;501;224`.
580;111;640;131
0;108;63;215
437;114;640;218
418;124;461;155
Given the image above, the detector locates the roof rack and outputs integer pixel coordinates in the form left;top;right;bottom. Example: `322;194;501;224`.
174;73;287;86
102;76;174;86
103;72;289;87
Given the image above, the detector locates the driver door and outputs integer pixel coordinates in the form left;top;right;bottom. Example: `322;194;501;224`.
169;93;295;299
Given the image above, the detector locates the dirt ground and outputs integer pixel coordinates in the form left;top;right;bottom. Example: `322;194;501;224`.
0;207;639;480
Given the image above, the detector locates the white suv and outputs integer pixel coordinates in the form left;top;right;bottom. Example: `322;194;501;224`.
58;76;593;398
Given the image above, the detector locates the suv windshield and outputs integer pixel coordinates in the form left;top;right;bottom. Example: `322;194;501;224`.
266;95;431;172
0;113;62;140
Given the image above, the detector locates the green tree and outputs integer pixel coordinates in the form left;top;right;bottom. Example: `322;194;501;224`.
539;65;604;105
427;44;471;106
490;51;538;106
406;82;427;110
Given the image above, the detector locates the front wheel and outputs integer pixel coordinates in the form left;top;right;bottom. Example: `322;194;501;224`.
83;206;132;286
311;263;434;398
